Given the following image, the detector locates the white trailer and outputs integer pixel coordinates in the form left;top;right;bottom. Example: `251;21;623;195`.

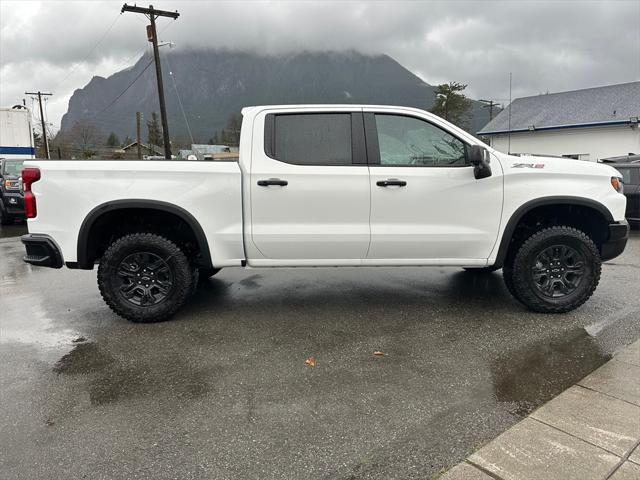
0;106;35;160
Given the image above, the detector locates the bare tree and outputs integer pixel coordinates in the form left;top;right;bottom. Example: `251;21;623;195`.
69;121;103;158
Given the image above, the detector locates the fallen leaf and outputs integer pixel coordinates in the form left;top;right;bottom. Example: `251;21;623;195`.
305;357;316;367
373;351;385;356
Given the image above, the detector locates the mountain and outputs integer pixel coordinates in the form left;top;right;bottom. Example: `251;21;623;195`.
60;50;493;144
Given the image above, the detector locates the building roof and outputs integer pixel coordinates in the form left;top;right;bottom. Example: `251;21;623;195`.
122;141;164;155
478;81;640;135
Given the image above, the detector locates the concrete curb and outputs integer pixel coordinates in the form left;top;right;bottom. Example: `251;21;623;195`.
441;340;640;480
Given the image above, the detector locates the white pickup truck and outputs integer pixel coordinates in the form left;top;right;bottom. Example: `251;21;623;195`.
21;105;629;322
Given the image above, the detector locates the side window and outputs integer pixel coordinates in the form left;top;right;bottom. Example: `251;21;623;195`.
374;114;467;167
269;113;352;165
616;168;632;185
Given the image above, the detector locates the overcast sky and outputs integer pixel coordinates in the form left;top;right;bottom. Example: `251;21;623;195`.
1;0;639;131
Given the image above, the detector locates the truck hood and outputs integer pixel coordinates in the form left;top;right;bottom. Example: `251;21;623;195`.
496;153;621;178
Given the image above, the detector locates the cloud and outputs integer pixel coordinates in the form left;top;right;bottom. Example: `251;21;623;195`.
1;0;639;130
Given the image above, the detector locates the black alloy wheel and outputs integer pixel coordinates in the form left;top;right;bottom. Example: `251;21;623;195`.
531;245;586;298
116;252;174;306
508;226;601;313
98;233;195;322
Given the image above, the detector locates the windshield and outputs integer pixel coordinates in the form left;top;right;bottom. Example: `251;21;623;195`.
2;161;24;176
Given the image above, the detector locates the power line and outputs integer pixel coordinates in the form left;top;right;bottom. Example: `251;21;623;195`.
93;58;154;117
163;52;194;145
53;11;122;92
121;3;180;159
25;91;53;159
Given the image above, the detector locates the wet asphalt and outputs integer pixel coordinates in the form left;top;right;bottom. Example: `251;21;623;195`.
1;224;639;480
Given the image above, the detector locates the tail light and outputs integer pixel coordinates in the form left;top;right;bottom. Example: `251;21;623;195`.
22;168;41;218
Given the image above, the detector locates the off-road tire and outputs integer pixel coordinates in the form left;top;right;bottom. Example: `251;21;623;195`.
502;265;520;301
188;266;200;297
198;267;221;282
510;226;601;313
97;233;193;322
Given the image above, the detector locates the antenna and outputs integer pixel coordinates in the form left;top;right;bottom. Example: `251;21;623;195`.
508;72;512;155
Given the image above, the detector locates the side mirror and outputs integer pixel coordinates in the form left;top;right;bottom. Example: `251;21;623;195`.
468;145;492;179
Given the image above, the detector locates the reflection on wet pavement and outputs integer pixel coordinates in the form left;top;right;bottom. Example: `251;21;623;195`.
491;329;610;417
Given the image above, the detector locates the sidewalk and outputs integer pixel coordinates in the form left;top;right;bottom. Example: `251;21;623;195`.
441;340;640;480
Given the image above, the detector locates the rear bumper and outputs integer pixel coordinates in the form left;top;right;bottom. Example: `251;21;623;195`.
21;234;63;268
601;220;629;261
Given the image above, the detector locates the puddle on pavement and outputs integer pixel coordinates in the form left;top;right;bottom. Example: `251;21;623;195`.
53;341;114;375
52;339;211;406
87;365;211;405
491;328;611;417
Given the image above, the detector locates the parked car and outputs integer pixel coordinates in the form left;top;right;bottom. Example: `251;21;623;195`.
0;158;25;225
600;153;640;164
20;105;628;322
613;163;640;228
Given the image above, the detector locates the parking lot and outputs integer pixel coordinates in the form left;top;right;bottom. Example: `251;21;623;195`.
1;224;639;480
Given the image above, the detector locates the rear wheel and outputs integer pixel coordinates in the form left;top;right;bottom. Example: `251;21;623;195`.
97;233;194;322
510;226;601;313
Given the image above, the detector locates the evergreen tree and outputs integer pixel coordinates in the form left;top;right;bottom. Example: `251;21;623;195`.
106;132;120;147
223;114;242;146
430;82;472;127
147;112;163;147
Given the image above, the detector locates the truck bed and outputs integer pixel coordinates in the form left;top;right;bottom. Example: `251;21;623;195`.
24;160;245;267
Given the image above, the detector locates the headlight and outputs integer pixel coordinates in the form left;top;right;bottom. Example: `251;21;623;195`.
611;176;624;194
4;179;20;190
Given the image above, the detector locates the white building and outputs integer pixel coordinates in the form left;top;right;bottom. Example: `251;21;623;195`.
478;82;640;161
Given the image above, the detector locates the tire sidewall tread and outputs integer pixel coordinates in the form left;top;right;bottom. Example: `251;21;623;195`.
511;226;601;313
97;233;194;322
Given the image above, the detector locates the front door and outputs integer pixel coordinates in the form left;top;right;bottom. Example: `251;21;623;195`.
248;109;371;262
365;111;503;262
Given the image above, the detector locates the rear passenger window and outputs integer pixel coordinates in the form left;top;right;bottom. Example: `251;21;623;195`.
270;114;352;165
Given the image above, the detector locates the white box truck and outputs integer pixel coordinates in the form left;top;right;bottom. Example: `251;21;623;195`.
0;105;35;160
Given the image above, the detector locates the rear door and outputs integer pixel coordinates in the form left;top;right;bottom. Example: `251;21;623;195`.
365;110;503;262
247;108;371;262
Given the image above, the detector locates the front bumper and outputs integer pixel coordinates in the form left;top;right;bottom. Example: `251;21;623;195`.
601;220;629;261
21;234;63;268
1;192;24;216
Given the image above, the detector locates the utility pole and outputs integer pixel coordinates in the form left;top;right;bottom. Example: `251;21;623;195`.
479;99;501;121
25;91;52;159
136;111;142;159
121;4;179;159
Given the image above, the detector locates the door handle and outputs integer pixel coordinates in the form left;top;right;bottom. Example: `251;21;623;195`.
376;179;407;187
257;178;288;187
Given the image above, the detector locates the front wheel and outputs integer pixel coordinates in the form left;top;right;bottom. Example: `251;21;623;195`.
97;233;194;322
510;226;601;313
